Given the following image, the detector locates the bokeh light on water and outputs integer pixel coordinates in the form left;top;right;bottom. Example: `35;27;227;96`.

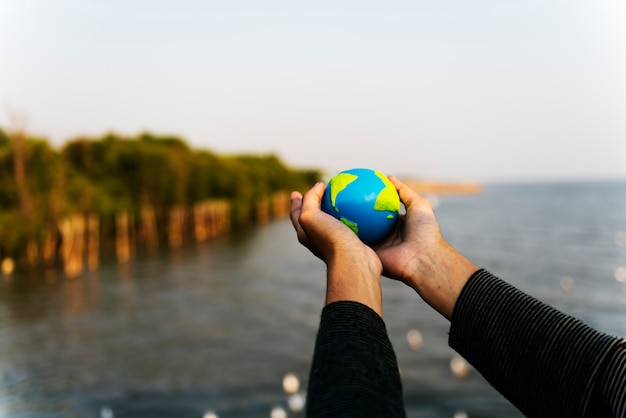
453;410;469;418
287;392;306;413
560;275;575;294
406;328;424;351
269;406;287;418
450;355;472;379
282;372;306;413
281;372;300;395
100;406;113;418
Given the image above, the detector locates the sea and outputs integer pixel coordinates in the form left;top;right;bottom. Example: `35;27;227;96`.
0;180;625;418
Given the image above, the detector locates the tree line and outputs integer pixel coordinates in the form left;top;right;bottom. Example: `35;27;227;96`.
0;127;320;275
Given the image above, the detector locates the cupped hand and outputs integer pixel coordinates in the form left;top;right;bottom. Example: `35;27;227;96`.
290;182;379;267
374;176;444;285
375;176;478;320
290;182;384;316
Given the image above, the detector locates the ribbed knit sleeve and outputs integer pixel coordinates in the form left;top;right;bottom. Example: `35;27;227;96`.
449;269;626;417
306;301;406;418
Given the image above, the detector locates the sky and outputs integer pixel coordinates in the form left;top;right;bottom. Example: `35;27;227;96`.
1;0;625;182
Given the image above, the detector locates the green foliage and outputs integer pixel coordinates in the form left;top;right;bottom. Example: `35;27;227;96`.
0;134;64;254
0;127;322;260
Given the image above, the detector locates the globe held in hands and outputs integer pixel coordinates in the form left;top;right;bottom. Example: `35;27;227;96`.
321;168;400;246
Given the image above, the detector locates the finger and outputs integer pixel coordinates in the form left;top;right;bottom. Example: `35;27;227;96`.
388;175;430;210
289;191;309;243
289;191;303;228
388;176;417;203
301;182;325;214
299;182;328;234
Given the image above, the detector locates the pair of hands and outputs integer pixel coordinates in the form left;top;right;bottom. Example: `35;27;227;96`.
289;176;477;320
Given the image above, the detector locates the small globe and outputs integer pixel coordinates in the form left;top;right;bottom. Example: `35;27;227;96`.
321;168;400;246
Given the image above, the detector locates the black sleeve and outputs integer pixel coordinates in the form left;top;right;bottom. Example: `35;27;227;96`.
449;269;626;418
306;301;406;418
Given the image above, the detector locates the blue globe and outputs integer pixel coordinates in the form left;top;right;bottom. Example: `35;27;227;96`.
321;168;401;246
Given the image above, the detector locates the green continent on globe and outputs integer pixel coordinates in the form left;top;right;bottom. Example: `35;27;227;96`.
328;172;358;212
339;216;358;234
373;171;401;214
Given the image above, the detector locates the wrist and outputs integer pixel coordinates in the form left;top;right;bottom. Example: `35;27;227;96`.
406;241;478;320
326;251;384;317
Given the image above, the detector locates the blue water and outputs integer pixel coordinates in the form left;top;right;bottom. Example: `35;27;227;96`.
0;180;624;417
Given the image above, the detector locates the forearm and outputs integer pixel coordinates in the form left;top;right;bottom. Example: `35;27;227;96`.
449;269;626;417
307;301;406;417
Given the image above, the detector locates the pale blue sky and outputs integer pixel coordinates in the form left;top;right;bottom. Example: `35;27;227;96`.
1;0;625;181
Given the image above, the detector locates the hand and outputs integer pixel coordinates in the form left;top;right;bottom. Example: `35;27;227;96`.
374;176;444;284
290;183;384;316
375;176;478;320
290;182;365;263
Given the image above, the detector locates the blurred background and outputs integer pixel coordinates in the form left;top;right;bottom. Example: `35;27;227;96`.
1;0;625;181
0;1;625;417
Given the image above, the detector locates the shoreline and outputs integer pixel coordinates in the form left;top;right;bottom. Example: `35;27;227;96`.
401;179;483;195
